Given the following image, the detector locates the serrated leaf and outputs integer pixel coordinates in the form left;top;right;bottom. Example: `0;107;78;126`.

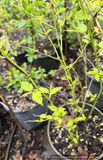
39;87;49;93
21;82;33;91
50;87;62;95
32;91;43;106
48;105;57;111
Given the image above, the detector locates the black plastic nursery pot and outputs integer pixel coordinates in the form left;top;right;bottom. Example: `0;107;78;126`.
53;39;78;61
33;39;78;73
87;74;103;112
33;51;58;73
14;51;28;66
47;102;103;160
2;87;49;131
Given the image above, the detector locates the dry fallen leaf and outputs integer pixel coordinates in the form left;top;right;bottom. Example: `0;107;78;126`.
13;155;22;160
13;150;23;160
88;153;96;160
77;146;88;156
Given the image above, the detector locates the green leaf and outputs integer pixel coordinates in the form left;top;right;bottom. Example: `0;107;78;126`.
99;40;103;49
73;138;78;144
0;39;7;49
48;105;58;111
40;113;47;118
67;121;73;127
57;8;66;15
32;91;43;106
50;87;62;95
100;122;103;126
15;20;27;28
21;82;33;91
95;74;100;81
58;118;62;124
39;87;49;93
58;20;64;26
76;10;88;20
47;29;52;34
79;24;87;32
46;115;52;120
74;117;84;122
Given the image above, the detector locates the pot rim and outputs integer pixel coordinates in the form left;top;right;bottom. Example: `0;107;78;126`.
47;102;103;160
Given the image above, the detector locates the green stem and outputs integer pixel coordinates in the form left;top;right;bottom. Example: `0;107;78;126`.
79;0;102;121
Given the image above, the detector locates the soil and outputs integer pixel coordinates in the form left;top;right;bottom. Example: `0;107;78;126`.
6;90;37;112
0;26;99;160
50;106;103;158
87;57;103;72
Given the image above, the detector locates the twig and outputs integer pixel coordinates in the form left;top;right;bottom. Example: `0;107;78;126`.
84;0;103;36
5;124;16;160
0;89;28;142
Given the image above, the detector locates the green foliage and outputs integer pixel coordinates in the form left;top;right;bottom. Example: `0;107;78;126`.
6;63;47;93
0;76;5;86
1;0;103;150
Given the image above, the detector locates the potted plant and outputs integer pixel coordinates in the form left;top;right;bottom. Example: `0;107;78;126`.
1;0;103;158
0;54;49;131
14;0;103;158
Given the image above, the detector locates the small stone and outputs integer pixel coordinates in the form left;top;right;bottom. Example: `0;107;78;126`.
97;133;99;136
65;138;68;142
71;150;76;156
93;115;98;122
68;144;72;149
89;142;91;145
80;138;84;142
14;99;17;103
93;135;96;139
85;140;88;145
63;150;65;155
52;129;55;133
55;139;58;144
61;128;64;131
59;149;61;152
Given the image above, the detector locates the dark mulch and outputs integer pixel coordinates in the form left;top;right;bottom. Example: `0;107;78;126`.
50;108;103;159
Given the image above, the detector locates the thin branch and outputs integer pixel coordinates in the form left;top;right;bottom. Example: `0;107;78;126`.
5;124;16;160
84;0;103;36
